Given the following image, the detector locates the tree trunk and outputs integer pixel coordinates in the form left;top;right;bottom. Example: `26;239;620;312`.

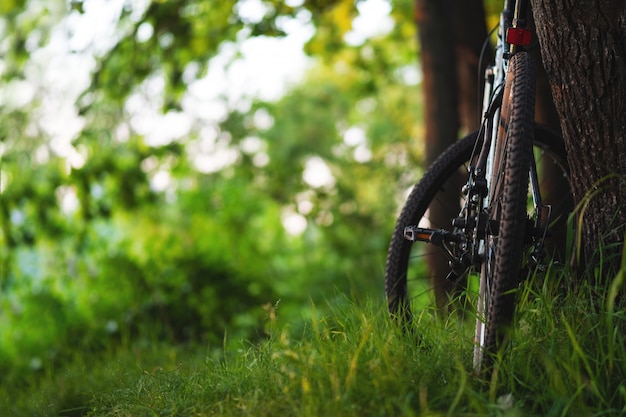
452;0;489;133
530;0;626;278
415;0;459;166
414;0;459;309
414;0;487;309
416;0;488;158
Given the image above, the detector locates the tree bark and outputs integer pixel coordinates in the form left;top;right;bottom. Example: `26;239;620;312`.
416;0;488;157
414;0;488;309
452;0;489;133
531;0;626;277
415;0;459;166
414;0;460;309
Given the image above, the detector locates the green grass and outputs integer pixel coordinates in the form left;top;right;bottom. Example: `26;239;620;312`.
3;269;626;416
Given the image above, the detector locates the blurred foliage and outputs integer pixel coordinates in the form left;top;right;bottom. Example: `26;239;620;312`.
0;0;428;375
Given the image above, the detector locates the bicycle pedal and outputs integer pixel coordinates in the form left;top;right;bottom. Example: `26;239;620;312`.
404;226;433;242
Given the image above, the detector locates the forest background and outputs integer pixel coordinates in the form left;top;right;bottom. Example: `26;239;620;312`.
1;0;437;372
4;0;625;415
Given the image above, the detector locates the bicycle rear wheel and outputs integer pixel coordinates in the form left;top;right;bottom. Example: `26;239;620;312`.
474;51;537;372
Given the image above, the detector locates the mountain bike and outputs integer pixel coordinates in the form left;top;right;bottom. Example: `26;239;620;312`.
384;0;573;373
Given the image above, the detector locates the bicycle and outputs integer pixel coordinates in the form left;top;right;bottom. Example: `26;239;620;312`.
384;0;574;373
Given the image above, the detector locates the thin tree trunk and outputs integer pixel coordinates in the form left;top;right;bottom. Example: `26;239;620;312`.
415;0;487;309
415;0;458;166
453;0;489;133
415;0;459;309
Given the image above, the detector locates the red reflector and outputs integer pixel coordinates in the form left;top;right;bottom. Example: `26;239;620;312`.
506;27;532;45
415;232;433;241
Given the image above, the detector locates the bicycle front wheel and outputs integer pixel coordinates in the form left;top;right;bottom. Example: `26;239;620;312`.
385;132;477;323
